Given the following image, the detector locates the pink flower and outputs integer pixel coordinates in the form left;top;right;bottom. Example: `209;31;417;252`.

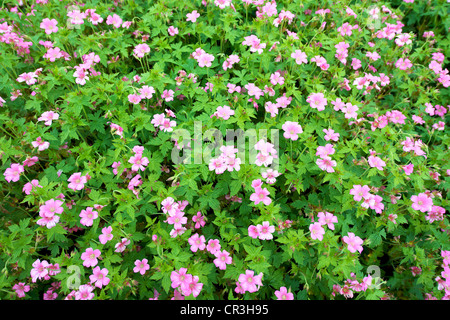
196;53;215;67
291;49;308;64
106;14;122;28
99;226;113;244
171;268;192;289
206;239;221;254
30;259;49;282
368;155;386;171
67;172;87;191
168;26;179;36
188;233;206;252
22;179;43;195
261;169;280;184
282;121;303;140
133;259;150;275
250;187;272;205
40;18;58;34
309;222;325;241
81;248;101;268
342;232;364;254
75;284;95;300
256;221;275;240
89;266;110;288
248;225;260;239
180;275;203;298
192;211;206;229
323;128;340;141
213;250;232;270
306;93;327;111
238;270;263;293
31;137;50;151
316;156;337;173
37;111;59;126
133;43;150;58
214;105;235;120
17;72;38;85
403;163;414;175
166;210;187;229
115;238;130;253
270;72;285;86
79;207;99;227
395;57;413;70
275;287;294;300
349;185;371;201
410;193;433;212
12;282;30;298
317;211;338;230
186;10;200;23
4;163;24;182
128;153;149;172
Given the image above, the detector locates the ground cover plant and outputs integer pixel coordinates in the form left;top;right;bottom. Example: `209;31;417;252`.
0;0;449;300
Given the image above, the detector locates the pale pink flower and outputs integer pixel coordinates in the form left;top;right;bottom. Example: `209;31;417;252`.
309;222;325;241
81;248;101;267
349;185;371;201
410;193;433;212
206;239;221;254
368;155;386;171
89;266;110;288
75;284;94;300
13;282;30;298
282;121;303;140
257;221;275;240
213;250;232;270
323;128;340;141
291;49;308;64
306;93;327;111
99;226;113;244
171;268;192;288
275;287;294;300
317;211;338;230
37;111;59;126
79;207;99;227
106;14;122;28
115;238;130;253
30;259;49;282
188;233;206;252
192;211;206;229
186;10;200;23
31;137;49;151
23;179;43;195
180;275;203;298
4;163;24;182
133;259;150;275
342;232;364;254
40;18;58;34
168;26;179;36
67;172;87;191
250;187;272;205
238;270;263;293
395;57;413;70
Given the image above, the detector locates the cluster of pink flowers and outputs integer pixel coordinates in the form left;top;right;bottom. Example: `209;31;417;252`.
208;145;241;174
30;259;60;284
333;273;374;299
310;55;330;70
242;35;266;54
171;268;203;298
250;179;272;206
254;139;278;167
235;270;263;294
400;136;426;158
335;41;350;64
151;112;176;132
192;48;215;67
222;54;240;71
431;251;450;299
161;197;189;237
264;94;292;117
349;184;384;214
248;221;275;240
315;143;337;173
73;52;101;85
37;198;64;229
273;9;295;27
309;211;338;241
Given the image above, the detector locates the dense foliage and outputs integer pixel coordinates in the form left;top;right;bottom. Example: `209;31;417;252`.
0;0;449;300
